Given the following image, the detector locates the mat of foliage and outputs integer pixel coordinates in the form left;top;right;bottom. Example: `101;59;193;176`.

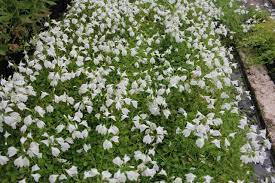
0;0;272;182
238;19;275;82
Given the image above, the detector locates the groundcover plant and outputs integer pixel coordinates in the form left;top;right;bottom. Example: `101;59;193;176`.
0;0;272;182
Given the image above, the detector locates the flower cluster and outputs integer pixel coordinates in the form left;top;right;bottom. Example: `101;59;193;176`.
0;0;272;182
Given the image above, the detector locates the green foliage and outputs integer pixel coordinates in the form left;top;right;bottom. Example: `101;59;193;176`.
0;0;56;56
214;0;269;44
215;0;274;67
238;19;275;65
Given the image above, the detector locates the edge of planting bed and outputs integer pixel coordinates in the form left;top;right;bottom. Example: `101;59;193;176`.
236;49;275;158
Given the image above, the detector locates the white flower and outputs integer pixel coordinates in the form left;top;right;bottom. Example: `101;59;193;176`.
123;154;130;163
76;56;84;66
74;111;83;122
102;170;112;180
49;175;59;183
108;125;119;135
168;0;176;4
203;175;213;183
111;136;119;143
210;130;221;137
183;128;192;137
59;174;67;181
143;134;153;144
103;140;113;150
224;138;230;148
114;170;127;182
158;169;167;176
163;109;171;119
185;173;196;183
7;146;17;157
149;57;155;64
51;147;61;157
156;126;166;135
193;67;202;77
40;91;49;99
36;120;45;129
60;142;70;152
83;144;91;152
112;156;123;166
24;115;32;125
66;166;78;177
4;112;21;129
31;173;41;182
132;100;138;108
142;168;156;177
212;139;221;148
229;132;236;139
31;164;40;172
34;106;45;117
238;117;248;129
20;137;27;144
96;124;108;135
0;155;9;165
149;103;160;116
196;138;205;148
183;123;195;137
87;106;93;113
126;171;139;181
67;124;76;133
18;179;26;183
84;168;99;179
70;49;77;58
14;156;30;168
173;177;182;183
27;142;40;157
170;76;180;87
46;105;54;113
56;124;65;133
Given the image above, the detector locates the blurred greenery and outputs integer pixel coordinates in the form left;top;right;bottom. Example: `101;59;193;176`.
0;0;56;57
238;19;275;65
215;0;275;73
215;0;269;44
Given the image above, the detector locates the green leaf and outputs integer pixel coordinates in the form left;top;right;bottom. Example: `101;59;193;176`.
0;45;8;55
45;0;56;6
19;15;33;24
0;15;12;22
16;1;33;10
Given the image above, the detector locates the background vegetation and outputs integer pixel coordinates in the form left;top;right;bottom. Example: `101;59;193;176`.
239;19;275;65
215;0;275;78
0;0;56;57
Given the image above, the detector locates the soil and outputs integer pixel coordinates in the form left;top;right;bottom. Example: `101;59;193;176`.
0;0;71;79
50;0;71;19
266;63;275;82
